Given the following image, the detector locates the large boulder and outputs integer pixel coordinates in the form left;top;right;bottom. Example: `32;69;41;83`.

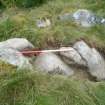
0;38;34;51
34;53;74;76
73;40;105;80
0;48;33;69
59;47;86;66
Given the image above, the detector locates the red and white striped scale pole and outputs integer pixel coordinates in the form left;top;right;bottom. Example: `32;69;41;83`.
19;48;72;56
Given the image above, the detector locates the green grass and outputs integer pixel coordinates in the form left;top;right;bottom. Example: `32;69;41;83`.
0;0;48;8
0;0;105;48
1;0;105;105
0;68;105;105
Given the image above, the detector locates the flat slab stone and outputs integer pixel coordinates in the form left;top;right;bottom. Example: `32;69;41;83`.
59;47;86;66
34;52;74;76
73;40;105;80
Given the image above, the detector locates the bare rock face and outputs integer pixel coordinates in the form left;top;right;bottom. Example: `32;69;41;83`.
73;40;105;80
34;53;74;76
0;38;34;51
0;48;33;70
59;47;86;66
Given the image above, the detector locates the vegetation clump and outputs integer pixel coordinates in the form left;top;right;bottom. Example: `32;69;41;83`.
0;0;48;8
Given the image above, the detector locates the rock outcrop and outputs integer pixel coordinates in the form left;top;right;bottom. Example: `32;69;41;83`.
0;38;105;80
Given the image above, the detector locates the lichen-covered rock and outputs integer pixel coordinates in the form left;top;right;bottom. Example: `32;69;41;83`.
73;40;105;80
0;48;33;69
59;47;86;66
34;53;74;76
0;38;34;51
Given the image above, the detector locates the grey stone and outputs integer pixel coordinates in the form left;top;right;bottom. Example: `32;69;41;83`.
73;9;96;27
0;38;34;51
73;40;105;80
34;52;74;76
0;48;33;69
59;47;86;66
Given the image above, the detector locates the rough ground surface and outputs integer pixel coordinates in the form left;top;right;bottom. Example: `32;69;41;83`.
1;0;105;105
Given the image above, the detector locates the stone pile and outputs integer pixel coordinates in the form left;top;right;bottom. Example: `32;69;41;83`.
0;38;105;80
